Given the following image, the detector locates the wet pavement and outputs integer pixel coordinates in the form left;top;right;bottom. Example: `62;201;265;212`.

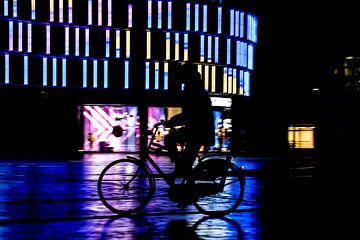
0;153;320;239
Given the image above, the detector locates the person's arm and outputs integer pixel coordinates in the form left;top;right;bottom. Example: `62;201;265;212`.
165;113;185;127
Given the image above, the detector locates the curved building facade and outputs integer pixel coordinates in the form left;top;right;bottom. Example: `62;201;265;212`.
0;0;258;155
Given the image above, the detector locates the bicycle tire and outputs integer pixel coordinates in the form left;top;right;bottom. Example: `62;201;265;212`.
97;158;155;214
192;160;245;216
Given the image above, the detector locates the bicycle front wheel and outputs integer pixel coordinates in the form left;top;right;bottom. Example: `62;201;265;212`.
193;161;245;216
97;158;155;214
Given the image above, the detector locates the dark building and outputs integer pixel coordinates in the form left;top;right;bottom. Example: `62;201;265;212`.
0;0;258;157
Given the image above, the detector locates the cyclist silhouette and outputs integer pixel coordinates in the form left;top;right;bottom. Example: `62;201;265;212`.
165;63;215;177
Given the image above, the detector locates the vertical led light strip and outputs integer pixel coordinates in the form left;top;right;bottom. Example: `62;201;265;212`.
50;0;54;21
13;0;17;17
145;62;150;89
126;30;130;58
184;33;188;61
27;23;32;52
128;4;132;27
98;0;102;25
18;22;23;52
59;0;64;23
62;59;66;87
147;0;152;28
124;60;129;89
233;69;237;94
146;31;151;59
8;21;13;51
230;9;234;36
240;12;244;38
31;0;36;20
107;0;112;26
5;54;10;84
204;65;209;91
186;3;190;31
24;56;28;85
244;71;250;96
211;65;216;92
75;27;80;56
46;25;51;54
197;64;202;80
240;41;247;67
43;57;47;86
239;70;244;95
88;0;92;25
93;60;98;88
65;27;69;55
105;30;110;57
68;0;73;23
214;37;219;63
167;1;172;29
166;32;170;60
103;60;108;88
157;1;162;29
248;44;254;70
207;36;212;62
200;35;204;62
85;29;90;56
116;30;120;58
52;58;57;86
227;68;232;94
175;32;179;61
154;62;159;90
203;5;207;32
83;60;87;87
226;38;231;64
223;67;227;93
4;0;8;16
235;11;239;37
217;7;222;34
164;62;168;90
236;40;240;66
194;4;199;31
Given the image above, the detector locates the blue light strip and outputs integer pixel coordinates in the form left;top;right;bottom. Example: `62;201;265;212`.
236;40;240;66
46;24;50;54
217;7;222;34
147;0;152;28
31;0;36;20
214;37;219;63
240;41;247;67
107;0;112;26
24;56;28;85
43;57;47;86
27;23;32;52
230;9;234;36
9;21;13;51
85;29;89;57
18;22;23;51
93;60;98;88
4;0;8;16
98;0;102;26
157;1;162;29
105;30;110;57
124;60;129;89
195;4;199;31
244;71;250;96
207;35;212;62
52;58;57;87
62;58;66;87
82;59;87;87
5;54;9;84
227;38;231;64
103;60;108;88
186;3;190;31
235;10;239;37
65;27;69;55
200;35;205;62
167;1;172;29
88;0;92;25
145;61;150;89
155;62;159;90
240;11;244;38
248;44;254;70
13;0;17;18
164;62;168;90
203;5;207;32
75;27;80;56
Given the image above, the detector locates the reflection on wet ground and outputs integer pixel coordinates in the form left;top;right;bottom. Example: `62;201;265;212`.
0;153;319;239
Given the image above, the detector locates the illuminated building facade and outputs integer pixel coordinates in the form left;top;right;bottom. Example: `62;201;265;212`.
0;0;258;155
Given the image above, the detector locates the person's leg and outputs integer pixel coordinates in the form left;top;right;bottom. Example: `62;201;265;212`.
164;130;180;163
175;140;201;176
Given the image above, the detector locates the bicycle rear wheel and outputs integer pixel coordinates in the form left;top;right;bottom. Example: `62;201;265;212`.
97;158;155;214
192;160;245;216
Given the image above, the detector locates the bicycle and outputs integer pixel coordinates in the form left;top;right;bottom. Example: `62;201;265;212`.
97;121;246;216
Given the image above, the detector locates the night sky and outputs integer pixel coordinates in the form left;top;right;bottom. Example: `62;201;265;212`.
252;0;360;100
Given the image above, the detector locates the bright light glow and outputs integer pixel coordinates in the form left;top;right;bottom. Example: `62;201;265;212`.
106;29;110;57
227;38;231;64
204;65;209;91
4;0;8;16
248;44;254;70
50;0;54;21
128;4;132;28
9;21;13;51
217;7;222;34
46;25;50;54
210;97;232;108
240;41;247;67
43;58;47;86
184;33;188;61
107;0;112;26
167;1;172;29
195;4;199;31
13;0;17;17
230;9;234;36
98;0;102;25
83;60;87;87
288;125;315;149
59;0;64;22
24;56;28;85
203;5;207;32
236;40;240;66
5;54;9;84
166;32;170;60
93;60;98;88
104;60;108;88
239;70;244;95
233;69;237;94
124;60;129;89
146;31;151;59
211;66;216;92
75;28;80;56
164;62;168;90
200;35;205;62
31;0;36;19
147;0;152;28
18;22;23;52
52;58;57;87
223;67;227;93
65;27;69;55
175;32;179;60
247;14;258;42
235;10;239;37
126;30;130;58
27;23;32;52
157;1;162;29
240;12;244;38
62;59;66;87
88;0;92;25
214;37;219;63
116;30;120;58
69;0;73;23
145;62;150;89
85;29;90;56
186;3;190;31
244;71;250;96
227;68;232;94
207;35;212;62
155;62;159;90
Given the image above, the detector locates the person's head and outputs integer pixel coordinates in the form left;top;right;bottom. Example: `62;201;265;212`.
180;63;201;84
